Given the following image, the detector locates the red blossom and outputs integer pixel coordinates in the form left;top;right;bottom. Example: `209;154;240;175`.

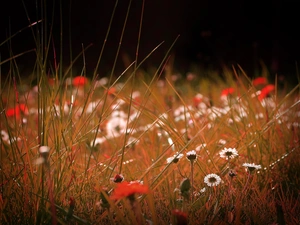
258;84;275;101
172;209;188;225
105;87;116;95
72;76;89;87
110;181;149;200
6;104;28;118
221;87;235;96
252;77;268;86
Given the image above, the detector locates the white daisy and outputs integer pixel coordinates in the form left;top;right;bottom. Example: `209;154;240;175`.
204;173;222;187
195;143;207;151
39;146;50;154
242;163;262;173
186;150;197;161
106;115;127;138
219;147;239;160
167;153;184;164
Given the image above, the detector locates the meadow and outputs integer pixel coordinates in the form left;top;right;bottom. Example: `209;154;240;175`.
1;1;300;225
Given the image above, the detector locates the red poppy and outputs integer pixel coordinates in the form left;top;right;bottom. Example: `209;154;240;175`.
105;87;116;95
110;181;149;200
258;84;275;101
172;209;188;225
6;104;28;118
72;76;89;87
252;77;268;86
221;87;235;96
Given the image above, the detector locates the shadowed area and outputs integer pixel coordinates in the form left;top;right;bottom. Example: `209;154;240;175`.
1;0;300;80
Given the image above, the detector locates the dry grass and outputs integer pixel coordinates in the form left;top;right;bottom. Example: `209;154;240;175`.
1;1;300;224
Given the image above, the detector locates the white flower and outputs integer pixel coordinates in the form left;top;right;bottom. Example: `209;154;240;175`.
106;116;127;138
219;147;239;160
195;144;207;151
36;146;50;165
200;187;206;193
1;130;9;142
204;173;222;187
39;146;50;154
91;137;105;146
186;150;197;161
242;163;262;172
167;153;184;164
126;137;139;148
218;139;227;145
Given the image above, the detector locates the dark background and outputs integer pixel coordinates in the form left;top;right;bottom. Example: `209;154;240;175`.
1;0;300;80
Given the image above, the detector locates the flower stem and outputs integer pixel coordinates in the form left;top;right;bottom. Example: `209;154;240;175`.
190;161;194;203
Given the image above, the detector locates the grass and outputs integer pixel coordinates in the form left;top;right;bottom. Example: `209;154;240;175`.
1;1;300;224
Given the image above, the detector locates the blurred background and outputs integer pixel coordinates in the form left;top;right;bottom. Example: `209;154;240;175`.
1;0;299;80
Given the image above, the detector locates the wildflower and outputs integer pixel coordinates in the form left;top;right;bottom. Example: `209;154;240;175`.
1;130;9;142
218;139;227;145
200;187;206;193
242;163;262;173
94;77;108;88
131;91;141;106
91;137;105;147
258;84;275;101
110;181;149;200
229;170;237;178
172;209;188;225
186;150;197;161
105;87;116;95
126;137;139;149
111;174;124;183
252;77;267;86
36;146;50;165
105;115;127;138
72;76;89;87
219;147;239;160
221;87;235;97
6;104;28;119
166;152;184;164
39;145;50;154
204;173;222;187
193;93;203;107
195;143;207;151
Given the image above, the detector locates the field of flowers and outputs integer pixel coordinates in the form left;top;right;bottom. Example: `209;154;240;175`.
1;69;299;224
1;1;300;224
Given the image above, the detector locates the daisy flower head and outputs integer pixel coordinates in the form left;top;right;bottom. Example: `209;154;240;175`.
219;147;238;160
186;150;197;161
204;173;222;187
167;152;184;164
242;163;262;173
